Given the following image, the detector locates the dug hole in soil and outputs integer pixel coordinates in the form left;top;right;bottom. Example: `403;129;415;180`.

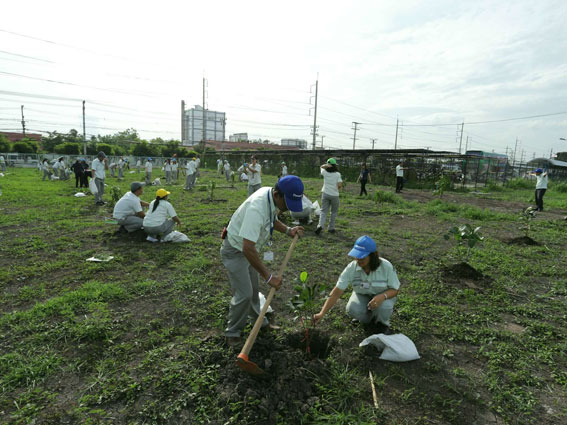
207;329;333;423
505;236;540;246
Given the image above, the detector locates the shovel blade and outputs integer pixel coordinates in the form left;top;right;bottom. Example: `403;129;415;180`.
236;354;264;375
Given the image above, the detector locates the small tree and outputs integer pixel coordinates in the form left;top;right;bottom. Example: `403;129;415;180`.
444;224;484;263
0;137;11;153
433;174;452;198
288;272;327;355
109;186;122;208
208;180;216;201
519;207;537;238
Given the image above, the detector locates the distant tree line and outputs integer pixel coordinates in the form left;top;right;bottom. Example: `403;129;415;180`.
0;128;205;158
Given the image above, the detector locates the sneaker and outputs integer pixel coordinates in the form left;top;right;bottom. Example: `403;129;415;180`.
146;236;159;243
328;229;336;234
315;226;322;235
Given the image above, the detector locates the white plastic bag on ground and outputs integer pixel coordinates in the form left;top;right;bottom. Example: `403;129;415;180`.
89;179;98;194
312;200;321;216
259;292;274;313
359;333;420;362
74;192;86;197
161;230;190;243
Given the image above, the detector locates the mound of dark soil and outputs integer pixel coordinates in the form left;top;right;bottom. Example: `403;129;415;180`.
207;331;333;424
443;262;484;280
506;236;540;246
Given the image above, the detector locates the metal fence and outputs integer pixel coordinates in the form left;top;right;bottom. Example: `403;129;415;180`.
4;149;566;186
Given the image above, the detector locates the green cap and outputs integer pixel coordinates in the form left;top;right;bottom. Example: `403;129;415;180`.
327;158;337;165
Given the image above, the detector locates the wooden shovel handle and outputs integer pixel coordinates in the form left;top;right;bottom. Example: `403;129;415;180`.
240;234;299;357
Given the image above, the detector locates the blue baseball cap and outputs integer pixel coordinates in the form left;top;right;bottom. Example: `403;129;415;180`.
148;157;152;161
534;168;543;173
276;175;304;212
348;235;377;259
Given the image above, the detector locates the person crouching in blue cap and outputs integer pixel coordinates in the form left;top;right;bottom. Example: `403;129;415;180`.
313;235;400;331
221;175;305;348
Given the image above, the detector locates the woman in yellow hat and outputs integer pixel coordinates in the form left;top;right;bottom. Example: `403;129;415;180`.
142;188;181;242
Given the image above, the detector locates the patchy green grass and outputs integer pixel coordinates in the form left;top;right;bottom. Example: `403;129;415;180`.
0;168;566;424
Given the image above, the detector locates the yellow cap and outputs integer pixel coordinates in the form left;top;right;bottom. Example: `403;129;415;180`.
156;188;171;198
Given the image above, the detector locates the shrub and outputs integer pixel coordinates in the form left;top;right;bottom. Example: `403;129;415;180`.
0;136;11;153
96;143;114;156
552;182;567;193
505;178;532;189
54;143;81;155
519;207;537;238
12;141;37;153
374;190;399;204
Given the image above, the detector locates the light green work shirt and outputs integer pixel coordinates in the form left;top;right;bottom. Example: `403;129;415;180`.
227;187;277;252
336;259;401;295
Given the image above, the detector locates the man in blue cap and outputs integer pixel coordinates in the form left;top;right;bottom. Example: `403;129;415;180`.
529;168;548;212
313;235;400;331
221;175;305;347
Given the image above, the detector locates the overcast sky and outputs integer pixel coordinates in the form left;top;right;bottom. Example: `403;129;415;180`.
1;0;566;159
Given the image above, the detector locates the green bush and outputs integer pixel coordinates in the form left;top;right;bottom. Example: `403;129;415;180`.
54;143;81;155
485;180;504;191
552;182;567;193
505;178;532;189
374;190;399;204
0;136;11;153
96;143;114;156
12;141;37;153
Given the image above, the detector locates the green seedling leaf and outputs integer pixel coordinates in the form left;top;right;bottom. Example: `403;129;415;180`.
300;271;308;283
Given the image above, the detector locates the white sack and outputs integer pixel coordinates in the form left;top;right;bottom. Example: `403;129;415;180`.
359;333;420;362
161;230;190;243
312;200;321;216
74;192;87;197
259;292;274;313
89;178;98;194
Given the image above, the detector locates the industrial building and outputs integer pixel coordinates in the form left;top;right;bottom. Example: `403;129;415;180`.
229;133;248;142
281;138;307;149
181;101;226;146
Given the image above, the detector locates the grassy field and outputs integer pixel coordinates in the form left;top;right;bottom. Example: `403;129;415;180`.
1;168;566;425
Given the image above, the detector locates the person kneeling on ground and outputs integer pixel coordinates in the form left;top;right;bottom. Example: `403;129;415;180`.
290;194;314;225
143;188;181;242
113;182;150;234
313;235;400;332
221;175;305;348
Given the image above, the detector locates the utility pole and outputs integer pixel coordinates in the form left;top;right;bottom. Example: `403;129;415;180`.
221;118;226;164
465;135;469;153
82;100;86;155
201;77;207;166
458;122;464;154
311;77;319;150
352;122;360;150
550;148;553;159
20;105;25;136
394;118;399;150
320;135;325;149
371;138;376;150
512;137;518;168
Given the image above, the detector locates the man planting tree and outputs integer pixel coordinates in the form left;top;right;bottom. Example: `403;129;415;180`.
221;175;305;348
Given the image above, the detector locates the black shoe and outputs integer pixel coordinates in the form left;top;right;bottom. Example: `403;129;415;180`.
116;226;128;235
226;336;243;348
315;226;322;235
328;229;336;234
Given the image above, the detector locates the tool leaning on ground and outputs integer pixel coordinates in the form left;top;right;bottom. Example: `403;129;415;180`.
236;234;300;375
